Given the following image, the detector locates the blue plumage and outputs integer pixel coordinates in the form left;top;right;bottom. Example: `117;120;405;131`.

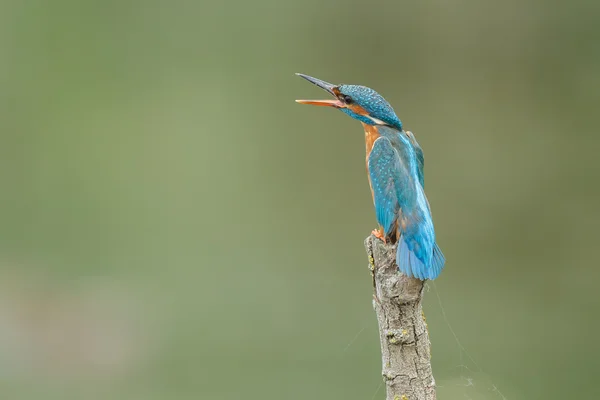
368;127;444;280
368;137;406;235
338;85;403;130
296;73;445;280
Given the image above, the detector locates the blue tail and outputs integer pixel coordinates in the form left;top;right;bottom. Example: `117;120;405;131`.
430;243;445;279
396;236;445;280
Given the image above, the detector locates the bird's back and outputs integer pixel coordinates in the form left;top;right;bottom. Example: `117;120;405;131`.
366;125;445;280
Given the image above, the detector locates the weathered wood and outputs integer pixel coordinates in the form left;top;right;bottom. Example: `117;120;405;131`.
365;235;436;400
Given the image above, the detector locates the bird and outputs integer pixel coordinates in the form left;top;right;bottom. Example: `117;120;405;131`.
295;73;445;280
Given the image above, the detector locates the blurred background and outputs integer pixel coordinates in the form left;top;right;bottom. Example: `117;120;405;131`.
1;0;599;399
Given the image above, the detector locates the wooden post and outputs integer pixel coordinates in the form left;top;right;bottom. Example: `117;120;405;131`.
365;235;436;400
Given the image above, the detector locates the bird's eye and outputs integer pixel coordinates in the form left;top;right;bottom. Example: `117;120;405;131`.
343;95;353;104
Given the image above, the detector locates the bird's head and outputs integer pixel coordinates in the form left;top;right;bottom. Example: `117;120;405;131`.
295;73;402;130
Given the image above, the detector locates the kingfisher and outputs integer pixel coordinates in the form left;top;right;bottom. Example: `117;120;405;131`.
296;73;445;280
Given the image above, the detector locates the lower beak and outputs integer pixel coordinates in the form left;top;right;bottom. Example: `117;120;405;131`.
295;99;344;108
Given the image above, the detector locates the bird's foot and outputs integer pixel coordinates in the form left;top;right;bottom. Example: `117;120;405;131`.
371;228;386;243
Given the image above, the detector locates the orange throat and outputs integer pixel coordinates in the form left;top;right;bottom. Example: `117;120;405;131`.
362;123;381;203
362;123;381;162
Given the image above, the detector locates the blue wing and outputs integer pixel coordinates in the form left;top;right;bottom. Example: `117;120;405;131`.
368;137;410;236
368;133;445;280
405;131;424;188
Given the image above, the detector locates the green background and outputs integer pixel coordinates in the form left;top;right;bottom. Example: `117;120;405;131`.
1;0;599;399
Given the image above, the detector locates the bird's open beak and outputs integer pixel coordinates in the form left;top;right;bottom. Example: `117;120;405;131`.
295;73;344;108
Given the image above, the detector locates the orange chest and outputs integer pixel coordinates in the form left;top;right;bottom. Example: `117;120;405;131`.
362;123;381;166
361;123;381;201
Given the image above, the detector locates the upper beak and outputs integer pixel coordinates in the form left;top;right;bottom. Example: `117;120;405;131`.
295;73;344;108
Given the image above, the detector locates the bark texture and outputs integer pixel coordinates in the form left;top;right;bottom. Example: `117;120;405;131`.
365;234;436;400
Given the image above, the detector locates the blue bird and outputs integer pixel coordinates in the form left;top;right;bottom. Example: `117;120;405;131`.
296;73;445;280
